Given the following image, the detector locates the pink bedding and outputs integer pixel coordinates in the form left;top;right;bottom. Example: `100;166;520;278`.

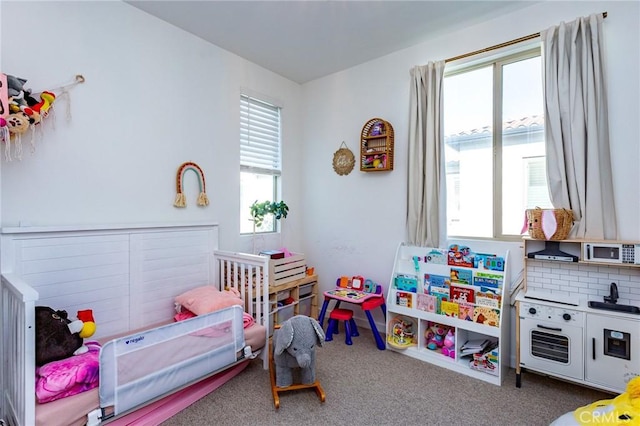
34;305;266;426
35;341;101;403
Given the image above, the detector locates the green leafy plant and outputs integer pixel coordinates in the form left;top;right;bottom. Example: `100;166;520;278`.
250;200;289;228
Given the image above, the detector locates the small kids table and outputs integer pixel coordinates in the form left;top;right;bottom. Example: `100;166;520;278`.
317;288;387;350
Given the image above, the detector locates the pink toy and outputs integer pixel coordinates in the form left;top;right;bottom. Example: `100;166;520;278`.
441;328;455;358
425;322;447;350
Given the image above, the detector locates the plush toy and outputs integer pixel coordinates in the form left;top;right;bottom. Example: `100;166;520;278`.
550;376;640;425
6;75;33;116
425;322;448;350
273;315;325;388
35;306;96;366
441;328;456;358
6;111;30;136
77;309;96;338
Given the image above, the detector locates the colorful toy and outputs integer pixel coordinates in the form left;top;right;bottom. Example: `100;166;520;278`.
550;376;640;425
76;309;96;338
441;328;455;358
387;315;415;349
351;275;364;291
425;321;448;350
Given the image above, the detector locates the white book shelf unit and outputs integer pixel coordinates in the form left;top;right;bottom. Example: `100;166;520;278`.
386;242;510;385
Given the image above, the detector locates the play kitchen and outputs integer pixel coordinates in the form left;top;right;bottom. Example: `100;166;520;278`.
516;238;640;394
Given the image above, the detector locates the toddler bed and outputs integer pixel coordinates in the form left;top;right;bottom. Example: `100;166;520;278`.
0;223;273;426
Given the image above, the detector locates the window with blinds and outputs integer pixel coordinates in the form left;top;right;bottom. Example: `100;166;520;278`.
240;94;281;174
240;94;282;234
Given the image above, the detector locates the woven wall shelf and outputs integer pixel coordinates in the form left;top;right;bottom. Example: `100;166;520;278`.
360;118;394;172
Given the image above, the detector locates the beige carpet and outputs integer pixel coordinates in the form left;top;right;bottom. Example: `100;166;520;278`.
162;330;612;426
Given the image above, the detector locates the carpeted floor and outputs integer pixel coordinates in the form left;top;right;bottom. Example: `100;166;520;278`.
162;331;612;426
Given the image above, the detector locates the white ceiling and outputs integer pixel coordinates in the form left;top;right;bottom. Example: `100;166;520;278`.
126;1;538;84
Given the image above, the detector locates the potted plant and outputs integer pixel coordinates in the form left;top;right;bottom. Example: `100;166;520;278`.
249;200;289;254
250;200;289;229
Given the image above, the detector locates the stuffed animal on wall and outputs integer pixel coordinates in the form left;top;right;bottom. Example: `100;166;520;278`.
35;306;96;366
273;315;325;388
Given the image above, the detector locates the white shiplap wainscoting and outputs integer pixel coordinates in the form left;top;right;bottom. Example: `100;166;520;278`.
0;223;219;339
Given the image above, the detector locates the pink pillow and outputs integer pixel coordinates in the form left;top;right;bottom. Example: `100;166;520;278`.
175;286;243;315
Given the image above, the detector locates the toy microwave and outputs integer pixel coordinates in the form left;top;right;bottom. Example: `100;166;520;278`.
583;242;640;265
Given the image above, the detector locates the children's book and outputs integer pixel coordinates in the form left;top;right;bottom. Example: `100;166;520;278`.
475;291;502;309
450;285;475;303
473;306;500;327
424;273;450;289
395;274;418;292
460;338;492;354
450;268;472;285
429;285;450;314
424;249;447;265
396;291;413;308
447;244;474;267
458;302;474;321
473;253;505;272
416;293;437;313
473;276;500;289
469;342;500;375
475;272;503;289
440;300;459;318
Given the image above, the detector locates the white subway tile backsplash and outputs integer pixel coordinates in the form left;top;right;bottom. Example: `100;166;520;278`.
526;260;640;306
588;271;609;279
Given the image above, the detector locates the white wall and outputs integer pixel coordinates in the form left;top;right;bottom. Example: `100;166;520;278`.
301;1;640;303
2;1;638;331
0;1;305;253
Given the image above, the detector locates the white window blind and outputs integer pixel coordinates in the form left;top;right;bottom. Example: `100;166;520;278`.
240;94;281;174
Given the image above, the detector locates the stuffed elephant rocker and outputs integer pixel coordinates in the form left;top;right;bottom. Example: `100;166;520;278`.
273;315;325;388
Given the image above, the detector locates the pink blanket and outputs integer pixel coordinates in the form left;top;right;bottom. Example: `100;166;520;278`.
175;309;255;329
35;341;101;403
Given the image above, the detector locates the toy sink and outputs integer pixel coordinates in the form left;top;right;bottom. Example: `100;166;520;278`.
588;301;640;314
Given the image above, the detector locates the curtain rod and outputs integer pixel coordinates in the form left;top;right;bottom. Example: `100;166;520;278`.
445;11;607;63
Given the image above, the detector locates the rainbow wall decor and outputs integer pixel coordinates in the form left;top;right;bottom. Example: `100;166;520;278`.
174;162;209;208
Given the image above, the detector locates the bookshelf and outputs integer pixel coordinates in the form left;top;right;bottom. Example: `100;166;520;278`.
385;242;510;385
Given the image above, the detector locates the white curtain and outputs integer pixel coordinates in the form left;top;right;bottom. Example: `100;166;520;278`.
542;13;617;239
407;61;445;247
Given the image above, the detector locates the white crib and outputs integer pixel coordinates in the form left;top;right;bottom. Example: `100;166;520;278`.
0;223;273;426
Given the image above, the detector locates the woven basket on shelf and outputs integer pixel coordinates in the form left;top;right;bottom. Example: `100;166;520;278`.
526;207;574;240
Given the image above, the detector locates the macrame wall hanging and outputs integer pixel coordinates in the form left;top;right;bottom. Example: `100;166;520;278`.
173;162;210;208
0;73;85;161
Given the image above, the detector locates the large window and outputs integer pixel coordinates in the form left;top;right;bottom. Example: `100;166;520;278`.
444;49;552;239
240;94;282;234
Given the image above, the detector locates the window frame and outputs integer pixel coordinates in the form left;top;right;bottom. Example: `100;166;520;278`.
444;47;547;241
240;93;283;235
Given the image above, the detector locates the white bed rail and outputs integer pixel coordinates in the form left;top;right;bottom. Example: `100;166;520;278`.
99;305;244;421
1;273;38;426
214;250;271;369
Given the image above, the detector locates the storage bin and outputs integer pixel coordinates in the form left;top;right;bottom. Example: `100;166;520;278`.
299;283;314;298
275;303;295;325
276;291;291;302
298;295;313;317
